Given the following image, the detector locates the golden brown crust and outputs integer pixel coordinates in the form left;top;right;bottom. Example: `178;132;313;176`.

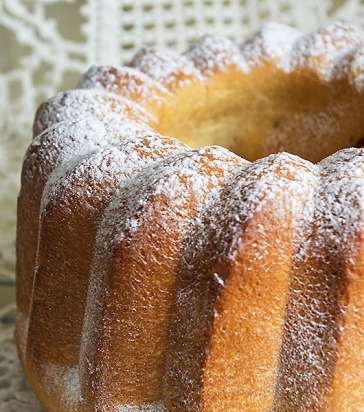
80;148;242;410
163;154;317;411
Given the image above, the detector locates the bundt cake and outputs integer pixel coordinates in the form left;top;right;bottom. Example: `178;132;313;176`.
16;22;364;411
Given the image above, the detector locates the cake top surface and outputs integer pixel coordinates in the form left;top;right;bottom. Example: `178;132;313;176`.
72;22;364;107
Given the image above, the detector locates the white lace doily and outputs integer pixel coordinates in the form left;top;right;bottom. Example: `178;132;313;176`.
1;1;364;280
0;305;43;411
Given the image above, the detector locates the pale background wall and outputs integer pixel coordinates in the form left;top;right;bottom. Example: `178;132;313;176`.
1;0;364;286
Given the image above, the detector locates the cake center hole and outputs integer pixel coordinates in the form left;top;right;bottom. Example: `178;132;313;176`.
157;70;364;162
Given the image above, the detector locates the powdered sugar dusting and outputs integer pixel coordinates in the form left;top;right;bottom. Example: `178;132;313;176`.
25;117;110;185
104;146;243;245
78;65;170;106
128;21;364;92
317;148;364;251
41;364;80;408
34;89;154;137
273;148;364;409
79;146;244;407
290;22;364;81
130;48;203;89
349;48;364;92
117;402;165;412
186;34;249;75
25;117;153;191
240;22;302;71
162;152;319;410
212;152;318;262
40;132;187;212
84;144;243;309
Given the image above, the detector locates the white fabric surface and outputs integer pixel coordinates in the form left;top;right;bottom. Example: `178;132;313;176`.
0;304;42;411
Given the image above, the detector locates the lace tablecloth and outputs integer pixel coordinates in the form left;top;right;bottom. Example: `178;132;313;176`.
0;304;42;412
